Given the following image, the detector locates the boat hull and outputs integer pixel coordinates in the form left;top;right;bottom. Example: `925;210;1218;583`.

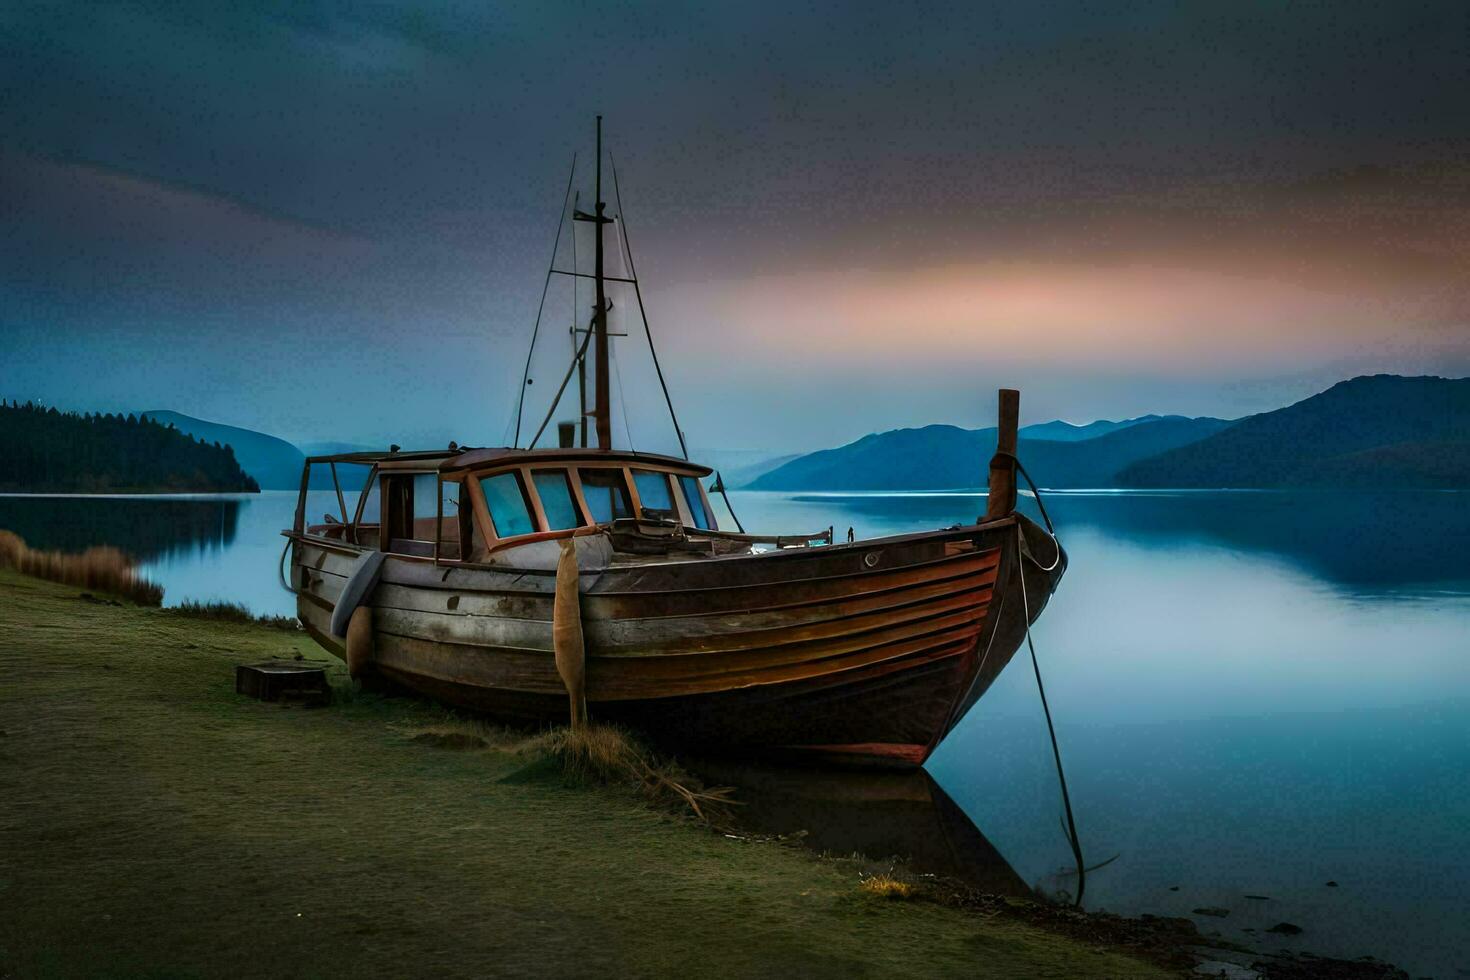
291;514;1064;764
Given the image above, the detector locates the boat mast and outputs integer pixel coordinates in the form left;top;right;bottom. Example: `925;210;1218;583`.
574;115;614;450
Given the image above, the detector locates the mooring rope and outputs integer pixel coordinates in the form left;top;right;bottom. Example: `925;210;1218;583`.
993;450;1057;541
1015;519;1086;906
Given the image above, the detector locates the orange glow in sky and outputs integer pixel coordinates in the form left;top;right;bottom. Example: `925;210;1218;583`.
666;258;1464;374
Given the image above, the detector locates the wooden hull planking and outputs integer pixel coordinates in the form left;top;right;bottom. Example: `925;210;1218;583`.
291;514;1065;763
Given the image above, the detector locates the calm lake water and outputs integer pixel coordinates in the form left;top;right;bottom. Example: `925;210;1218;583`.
2;488;1466;976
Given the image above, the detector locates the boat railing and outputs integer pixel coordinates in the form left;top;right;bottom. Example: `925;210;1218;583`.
692;526;834;548
476;521;834;559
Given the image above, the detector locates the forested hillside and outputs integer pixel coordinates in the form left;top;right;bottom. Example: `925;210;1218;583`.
0;401;259;493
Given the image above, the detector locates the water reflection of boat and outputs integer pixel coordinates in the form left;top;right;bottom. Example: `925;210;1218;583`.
282;119;1066;766
690;759;1031;896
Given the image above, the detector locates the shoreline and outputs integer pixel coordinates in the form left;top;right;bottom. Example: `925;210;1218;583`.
0;489;265;498
0;569;1408;978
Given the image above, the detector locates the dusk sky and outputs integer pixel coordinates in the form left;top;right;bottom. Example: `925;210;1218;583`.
3;1;1468;454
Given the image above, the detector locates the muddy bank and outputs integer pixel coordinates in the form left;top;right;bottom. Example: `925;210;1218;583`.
686;759;1411;979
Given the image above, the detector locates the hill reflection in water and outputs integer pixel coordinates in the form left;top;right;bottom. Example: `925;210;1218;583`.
0;494;241;563
776;489;1470;595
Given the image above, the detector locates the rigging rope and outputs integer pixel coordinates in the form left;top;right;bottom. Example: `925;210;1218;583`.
529;320;596;449
611;340;635;451
710;472;745;533
609;152;689;459
514;155;577;449
570;190;582;442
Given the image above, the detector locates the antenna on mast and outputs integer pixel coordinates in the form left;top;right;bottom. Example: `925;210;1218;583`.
573;115;614;450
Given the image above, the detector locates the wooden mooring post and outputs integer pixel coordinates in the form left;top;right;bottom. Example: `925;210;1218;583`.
983;388;1020;522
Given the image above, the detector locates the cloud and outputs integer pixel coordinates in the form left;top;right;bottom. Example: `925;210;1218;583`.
2;0;1468;449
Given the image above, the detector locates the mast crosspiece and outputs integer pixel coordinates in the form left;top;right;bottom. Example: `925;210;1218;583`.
523;116;686;457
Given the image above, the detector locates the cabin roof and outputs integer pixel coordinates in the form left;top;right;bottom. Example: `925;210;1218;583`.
304;446;712;478
304;449;459;467
443;446;711;477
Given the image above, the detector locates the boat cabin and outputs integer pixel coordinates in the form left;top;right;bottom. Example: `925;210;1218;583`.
292;447;746;567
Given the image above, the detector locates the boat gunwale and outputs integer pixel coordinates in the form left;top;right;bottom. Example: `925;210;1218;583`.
297;548;1000;631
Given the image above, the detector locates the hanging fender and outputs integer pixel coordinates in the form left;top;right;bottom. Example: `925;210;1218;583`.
330;550;386;641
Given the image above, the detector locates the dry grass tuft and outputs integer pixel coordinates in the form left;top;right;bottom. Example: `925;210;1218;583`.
392;718;530;752
520;723;741;824
162;600;299;631
0;529;163;606
859;873;917;900
393;718;738;824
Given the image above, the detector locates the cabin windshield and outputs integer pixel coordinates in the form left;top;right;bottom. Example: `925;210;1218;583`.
532;469;583;530
579;468;633;523
339;462;378;547
432;456;721;557
632;469;676;520
480;472;535;538
679;475;713;530
346;465;378;523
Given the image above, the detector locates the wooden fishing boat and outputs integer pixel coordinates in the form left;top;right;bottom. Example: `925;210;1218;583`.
283;120;1066;767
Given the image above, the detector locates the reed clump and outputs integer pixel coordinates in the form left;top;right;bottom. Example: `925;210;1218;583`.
859;872;917;900
533;723;740;824
0;529;163;606
162;600;299;631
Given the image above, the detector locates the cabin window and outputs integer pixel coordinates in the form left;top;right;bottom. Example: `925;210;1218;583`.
480;472;535;538
579;469;632;524
679;476;713;530
376;470;449;555
532;470;583;531
337;462;378;548
437;478;464;559
632;469;676;519
345;465;379;524
383;476;410;541
410;473;441;541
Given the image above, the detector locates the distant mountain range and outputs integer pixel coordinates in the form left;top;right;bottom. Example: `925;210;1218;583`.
132;375;1469;494
137;416;381;490
746;416;1232;490
1117;375;1470;489
141;411;310;491
696;449;802;488
748;375;1470;491
1017;415;1171;442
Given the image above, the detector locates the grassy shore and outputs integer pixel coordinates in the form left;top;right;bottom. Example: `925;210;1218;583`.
0;568;1177;979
